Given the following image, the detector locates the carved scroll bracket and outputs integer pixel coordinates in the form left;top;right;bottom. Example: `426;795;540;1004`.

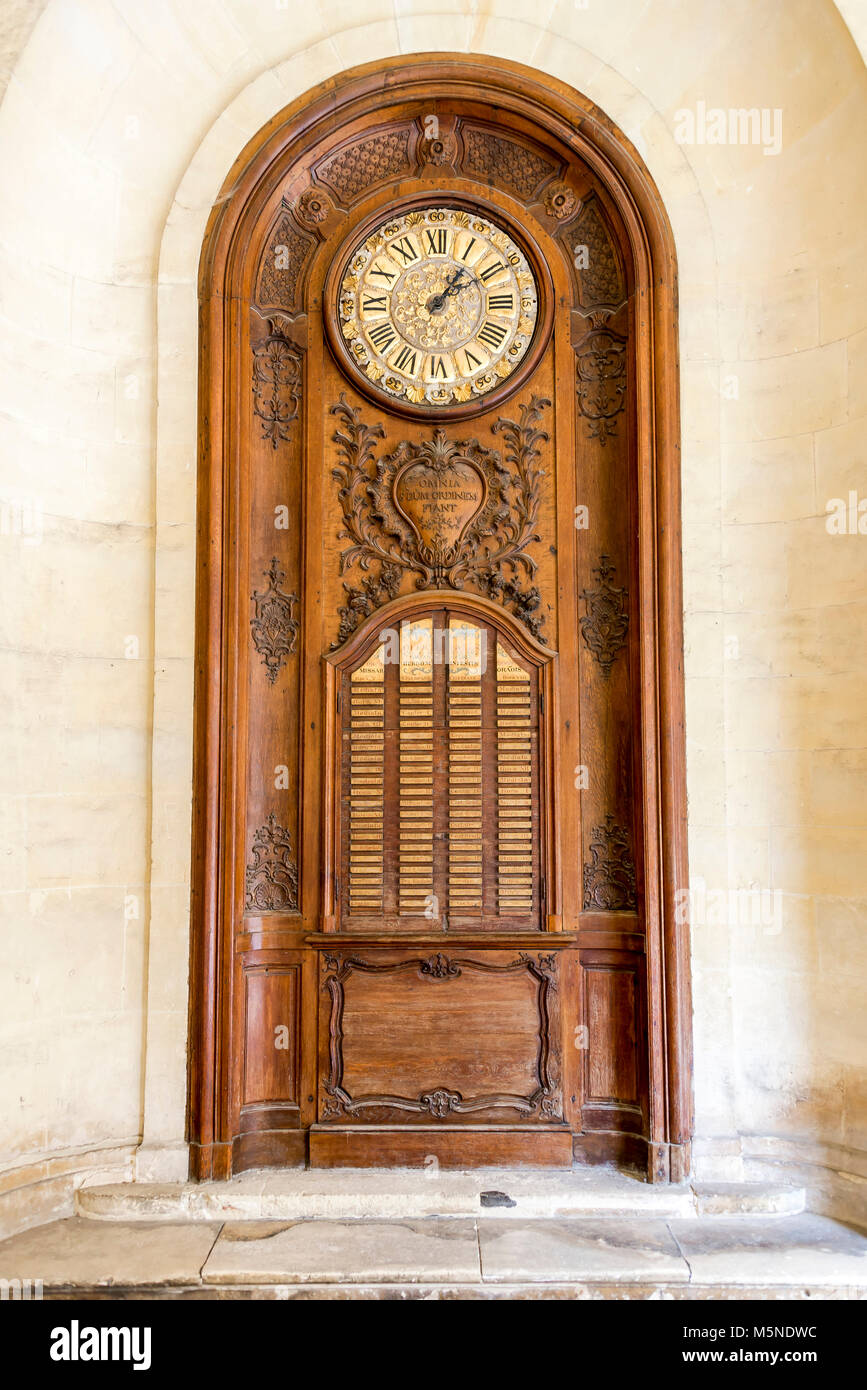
579;553;629;674
575;325;626;442
250;556;299;684
245;813;299;913
583;815;637;911
252;330;302;448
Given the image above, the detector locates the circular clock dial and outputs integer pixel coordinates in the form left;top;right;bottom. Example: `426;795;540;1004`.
337;207;539;409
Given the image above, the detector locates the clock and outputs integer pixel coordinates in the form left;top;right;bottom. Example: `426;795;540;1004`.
331;205;541;413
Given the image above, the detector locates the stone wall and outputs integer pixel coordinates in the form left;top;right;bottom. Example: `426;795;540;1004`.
0;0;865;1232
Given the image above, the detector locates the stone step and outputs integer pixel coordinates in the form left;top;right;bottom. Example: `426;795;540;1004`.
74;1167;805;1223
1;1212;863;1294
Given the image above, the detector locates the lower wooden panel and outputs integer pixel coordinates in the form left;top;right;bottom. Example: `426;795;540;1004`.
233;1128;307;1174
309;1126;573;1168
318;948;563;1126
572;1130;650;1173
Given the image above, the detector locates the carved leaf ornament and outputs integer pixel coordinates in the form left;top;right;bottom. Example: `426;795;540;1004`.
330;394;550;643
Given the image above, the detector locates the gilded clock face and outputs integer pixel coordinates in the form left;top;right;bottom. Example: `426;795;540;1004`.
336;206;539;410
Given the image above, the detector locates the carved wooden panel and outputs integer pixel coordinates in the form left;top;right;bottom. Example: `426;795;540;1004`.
329;395;551;643
568;193;625;311
580;955;646;1138
314;126;413;203
255;210;316;313
242;963;301;1107
458;123;560;201
319;949;562;1124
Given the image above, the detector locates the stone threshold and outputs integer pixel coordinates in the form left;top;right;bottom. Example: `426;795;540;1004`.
75;1166;806;1224
1;1212;865;1294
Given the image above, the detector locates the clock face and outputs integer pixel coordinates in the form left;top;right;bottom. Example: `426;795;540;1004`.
336;206;539;410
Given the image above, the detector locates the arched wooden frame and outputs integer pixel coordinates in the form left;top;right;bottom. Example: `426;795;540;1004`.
190;55;691;1181
321;591;560;935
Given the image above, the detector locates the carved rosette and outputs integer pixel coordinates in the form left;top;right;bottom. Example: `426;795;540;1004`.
579;554;629;674
252;332;302;448
329;394;550;644
575;326;626;442
245;813;299;913
251;557;299;684
320;952;562;1122
419;131;457;166
294;186;332;226
583;816;637;911
544;181;577;220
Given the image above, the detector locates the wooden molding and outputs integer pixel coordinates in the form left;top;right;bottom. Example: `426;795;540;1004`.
189;53;692;1179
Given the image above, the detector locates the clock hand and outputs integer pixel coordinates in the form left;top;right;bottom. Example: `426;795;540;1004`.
427;268;478;314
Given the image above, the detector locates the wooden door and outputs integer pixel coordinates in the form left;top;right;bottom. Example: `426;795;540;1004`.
189;56;692;1179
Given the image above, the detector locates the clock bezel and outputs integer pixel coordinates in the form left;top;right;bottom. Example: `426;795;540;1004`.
323;191;555;422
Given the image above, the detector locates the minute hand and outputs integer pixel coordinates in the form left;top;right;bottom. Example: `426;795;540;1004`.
428;269;477;314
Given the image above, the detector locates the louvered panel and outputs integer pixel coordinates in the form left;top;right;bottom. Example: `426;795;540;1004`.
340;613;543;931
496;643;534;915
347;650;385;915
447;674;483;914
398;619;434;916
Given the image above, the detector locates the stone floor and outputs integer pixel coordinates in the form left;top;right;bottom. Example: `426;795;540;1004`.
1;1182;866;1298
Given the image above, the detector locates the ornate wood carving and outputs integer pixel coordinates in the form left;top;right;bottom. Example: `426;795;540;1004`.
252;328;302;448
419;128;457;166
245;813;299;913
255;211;316;312
191;56;690;1182
580;554;629;673
544;181;577;220
295;187;333;227
583;815;638;911
575;325;627;442
330;394;550;642
570;194;625;309
315;127;412;203
250;556;299;684
320;951;561;1121
460;125;557;201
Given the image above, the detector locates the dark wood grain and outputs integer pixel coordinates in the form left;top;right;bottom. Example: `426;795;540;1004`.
189;54;690;1181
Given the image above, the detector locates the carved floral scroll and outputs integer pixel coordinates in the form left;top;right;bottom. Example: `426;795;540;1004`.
330;394;550;644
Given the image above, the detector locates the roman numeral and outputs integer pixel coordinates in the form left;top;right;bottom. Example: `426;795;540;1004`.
458;237;477;261
362;294;388;313
423;228;447;255
369;263;397;283
478;260;505;283
392;345;419;375
477;319;508;348
461;348;483;372
428;356;448;379
488;292;515;312
389;236;419;266
368;321;398;351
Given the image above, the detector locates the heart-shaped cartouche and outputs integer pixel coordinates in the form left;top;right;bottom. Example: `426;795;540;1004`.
393;454;486;569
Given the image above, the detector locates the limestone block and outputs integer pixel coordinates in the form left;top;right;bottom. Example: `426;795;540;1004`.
724;434;816;526
331;20;400;67
720;341;847;443
725;749;810;829
771;826;867;898
25;793;148;890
